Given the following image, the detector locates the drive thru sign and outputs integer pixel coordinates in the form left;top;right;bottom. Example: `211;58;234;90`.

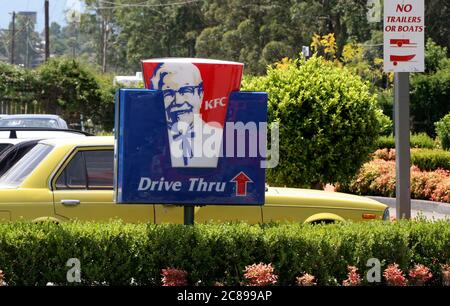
383;0;424;72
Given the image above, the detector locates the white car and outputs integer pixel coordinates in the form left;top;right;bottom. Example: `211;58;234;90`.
0;114;69;129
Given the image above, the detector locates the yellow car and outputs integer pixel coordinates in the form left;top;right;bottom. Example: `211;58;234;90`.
0;136;389;224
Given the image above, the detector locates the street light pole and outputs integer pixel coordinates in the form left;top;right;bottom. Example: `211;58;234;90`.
45;0;50;61
10;11;15;64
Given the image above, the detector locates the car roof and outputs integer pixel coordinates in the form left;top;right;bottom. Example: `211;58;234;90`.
39;136;114;147
0;139;29;145
0;114;64;119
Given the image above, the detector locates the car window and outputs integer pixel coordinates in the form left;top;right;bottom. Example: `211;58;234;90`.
56;152;87;189
85;150;114;189
0;118;60;128
0;144;53;187
56;150;113;190
0;141;39;177
0;143;12;154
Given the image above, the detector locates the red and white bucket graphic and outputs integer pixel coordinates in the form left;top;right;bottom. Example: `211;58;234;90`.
141;58;244;168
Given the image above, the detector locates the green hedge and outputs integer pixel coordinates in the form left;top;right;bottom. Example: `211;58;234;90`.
373;148;450;171
411;149;450;171
376;133;436;149
0;220;449;286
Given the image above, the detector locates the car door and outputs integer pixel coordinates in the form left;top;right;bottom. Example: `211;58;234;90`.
52;147;153;223
194;205;263;224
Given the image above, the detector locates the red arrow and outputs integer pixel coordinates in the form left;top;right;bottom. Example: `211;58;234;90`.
230;172;253;196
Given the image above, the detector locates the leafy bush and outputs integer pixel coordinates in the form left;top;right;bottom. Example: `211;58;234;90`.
0;220;449;286
435;113;450;150
376;135;396;149
411;68;450;136
411;149;450;171
337;159;450;203
38;57;116;131
411;133;436;149
242;55;383;188
375;133;436;149
424;38;449;74
0;62;40;107
373;148;450;171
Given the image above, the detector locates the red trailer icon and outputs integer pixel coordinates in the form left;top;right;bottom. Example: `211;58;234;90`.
390;54;416;66
390;39;417;47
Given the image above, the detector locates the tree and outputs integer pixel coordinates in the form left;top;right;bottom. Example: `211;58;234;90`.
425;0;450;56
37;57;107;129
9;14;43;68
411;68;450;136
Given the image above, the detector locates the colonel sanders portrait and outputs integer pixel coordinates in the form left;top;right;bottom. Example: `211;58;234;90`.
151;62;221;168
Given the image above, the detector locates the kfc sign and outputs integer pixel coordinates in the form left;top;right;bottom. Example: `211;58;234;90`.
114;58;267;205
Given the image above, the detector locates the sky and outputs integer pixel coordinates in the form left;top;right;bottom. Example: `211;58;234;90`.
0;0;85;33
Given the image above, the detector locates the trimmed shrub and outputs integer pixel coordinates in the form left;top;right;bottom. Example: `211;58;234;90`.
435;113;450;150
412;149;450;171
373;148;450;171
242;55;383;188
375;133;436;150
0;220;449;286
375;135;396;149
411;133;436;149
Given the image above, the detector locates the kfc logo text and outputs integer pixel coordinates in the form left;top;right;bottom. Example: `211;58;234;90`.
204;97;227;110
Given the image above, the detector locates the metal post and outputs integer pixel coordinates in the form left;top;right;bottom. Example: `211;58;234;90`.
45;0;50;61
184;206;195;225
10;11;15;64
25;18;29;68
394;72;411;219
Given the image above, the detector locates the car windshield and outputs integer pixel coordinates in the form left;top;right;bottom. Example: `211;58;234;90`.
0;143;53;187
0;118;60;128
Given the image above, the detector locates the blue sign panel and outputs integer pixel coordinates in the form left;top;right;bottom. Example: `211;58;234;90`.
115;89;267;205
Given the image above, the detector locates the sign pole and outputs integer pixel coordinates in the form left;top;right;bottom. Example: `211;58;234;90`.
184;206;195;225
394;72;411;219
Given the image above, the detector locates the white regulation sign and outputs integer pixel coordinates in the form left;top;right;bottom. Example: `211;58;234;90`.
384;0;425;72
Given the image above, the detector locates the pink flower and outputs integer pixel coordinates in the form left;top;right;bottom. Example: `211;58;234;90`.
441;264;450;286
383;263;407;286
296;273;317;286
243;263;278;286
342;266;361;286
0;270;5;286
409;264;433;286
161;268;188;286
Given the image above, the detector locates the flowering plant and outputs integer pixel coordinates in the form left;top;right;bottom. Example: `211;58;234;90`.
243;263;278;286
161;268;188;286
383;263;407;286
342;266;361;286
409;264;433;286
296;273;317;286
442;264;450;286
